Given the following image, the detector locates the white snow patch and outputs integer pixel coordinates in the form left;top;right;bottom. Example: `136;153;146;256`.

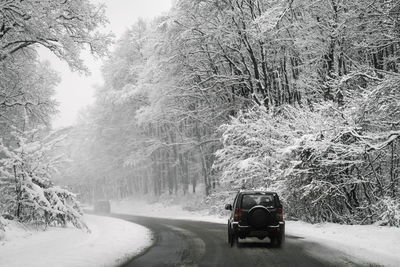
237;158;255;170
112;199;226;224
112;198;400;266
286;221;400;267
0;214;152;267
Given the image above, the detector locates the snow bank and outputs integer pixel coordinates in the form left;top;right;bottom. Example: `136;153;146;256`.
112;198;226;224
112;198;400;267
0;214;152;267
286;221;400;267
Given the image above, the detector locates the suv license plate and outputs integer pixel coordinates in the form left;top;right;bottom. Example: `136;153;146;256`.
250;231;267;236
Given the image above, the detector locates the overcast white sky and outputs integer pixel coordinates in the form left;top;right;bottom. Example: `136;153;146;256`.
44;0;172;128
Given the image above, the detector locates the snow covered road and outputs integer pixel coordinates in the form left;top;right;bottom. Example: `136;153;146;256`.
0;214;152;267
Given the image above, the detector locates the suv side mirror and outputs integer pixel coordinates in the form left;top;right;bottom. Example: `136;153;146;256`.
225;204;232;211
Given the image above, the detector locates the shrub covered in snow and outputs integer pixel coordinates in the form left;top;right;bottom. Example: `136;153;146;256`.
215;87;400;226
0;129;88;231
203;189;235;217
373;198;400;227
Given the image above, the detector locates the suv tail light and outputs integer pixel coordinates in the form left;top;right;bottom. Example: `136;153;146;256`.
234;208;242;222
277;208;283;222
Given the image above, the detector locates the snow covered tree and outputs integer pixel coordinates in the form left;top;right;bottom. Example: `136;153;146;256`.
0;0;112;71
0;128;88;230
0;0;112;221
53;0;400;227
215;99;400;226
0;52;59;131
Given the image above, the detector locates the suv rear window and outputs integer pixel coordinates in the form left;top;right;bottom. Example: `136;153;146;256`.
241;194;275;210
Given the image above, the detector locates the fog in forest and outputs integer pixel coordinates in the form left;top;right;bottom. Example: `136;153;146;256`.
1;2;400;263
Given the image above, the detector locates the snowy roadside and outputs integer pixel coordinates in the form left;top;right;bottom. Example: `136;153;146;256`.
112;198;227;224
0;214;152;267
112;199;400;267
287;220;400;267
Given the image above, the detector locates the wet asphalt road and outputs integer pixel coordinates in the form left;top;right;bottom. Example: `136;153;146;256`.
105;213;378;267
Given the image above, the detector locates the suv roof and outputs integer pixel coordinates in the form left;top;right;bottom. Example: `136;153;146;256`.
238;190;277;195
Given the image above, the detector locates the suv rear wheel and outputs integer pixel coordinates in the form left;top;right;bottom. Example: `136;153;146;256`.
271;232;284;247
228;225;238;247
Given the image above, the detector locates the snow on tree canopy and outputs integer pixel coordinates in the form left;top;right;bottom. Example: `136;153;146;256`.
215;101;400;226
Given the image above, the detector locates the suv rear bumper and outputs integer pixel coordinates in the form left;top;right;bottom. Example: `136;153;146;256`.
231;221;285;238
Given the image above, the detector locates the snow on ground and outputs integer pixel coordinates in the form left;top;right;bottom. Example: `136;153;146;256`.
288;220;400;267
0;214;152;267
112;198;400;267
112;198;226;224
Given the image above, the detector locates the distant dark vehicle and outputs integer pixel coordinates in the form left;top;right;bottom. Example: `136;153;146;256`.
94;200;111;213
225;191;285;247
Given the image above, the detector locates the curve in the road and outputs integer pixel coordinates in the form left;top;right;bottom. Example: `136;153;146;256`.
111;214;371;267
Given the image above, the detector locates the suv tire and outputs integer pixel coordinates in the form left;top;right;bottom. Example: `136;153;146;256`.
228;227;233;246
248;206;274;229
271;232;283;247
228;227;237;247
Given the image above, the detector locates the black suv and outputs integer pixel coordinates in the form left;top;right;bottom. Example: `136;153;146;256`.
225;191;285;247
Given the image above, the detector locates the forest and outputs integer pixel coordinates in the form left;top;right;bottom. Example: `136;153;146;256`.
1;0;400;230
0;0;111;230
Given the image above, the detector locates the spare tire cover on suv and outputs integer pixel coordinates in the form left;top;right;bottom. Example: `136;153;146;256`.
247;206;274;229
